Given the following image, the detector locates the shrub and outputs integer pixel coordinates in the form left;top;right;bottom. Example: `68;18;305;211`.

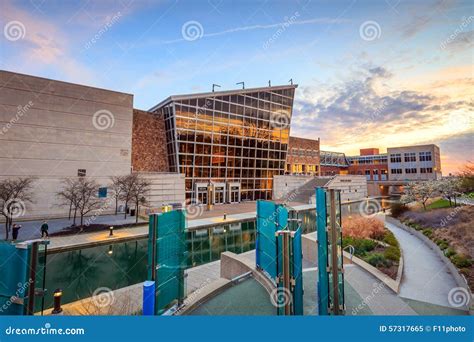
450;254;473;268
384;246;401;262
364;253;390;268
342;236;377;257
390;202;409;218
445;247;456;258
436;239;449;250
422;229;433;238
343;216;385;240
383;231;399;247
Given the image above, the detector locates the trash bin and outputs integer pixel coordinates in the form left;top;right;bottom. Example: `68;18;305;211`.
130;209;136;217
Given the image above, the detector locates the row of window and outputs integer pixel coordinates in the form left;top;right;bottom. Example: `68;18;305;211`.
174;90;295;109
390;151;432;163
390;168;433;174
289;148;319;157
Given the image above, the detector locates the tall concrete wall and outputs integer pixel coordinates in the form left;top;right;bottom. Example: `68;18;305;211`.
137;172;185;211
326;175;368;202
0;71;134;219
272;175;312;200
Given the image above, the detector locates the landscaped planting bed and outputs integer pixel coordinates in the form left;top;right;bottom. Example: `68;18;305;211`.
397;205;473;290
342;216;401;279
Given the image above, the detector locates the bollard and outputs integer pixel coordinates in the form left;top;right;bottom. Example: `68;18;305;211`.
109;226;114;237
143;280;155;315
223;213;227;220
51;289;63;315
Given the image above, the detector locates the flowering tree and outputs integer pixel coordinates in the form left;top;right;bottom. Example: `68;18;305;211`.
435;177;462;207
401;181;438;210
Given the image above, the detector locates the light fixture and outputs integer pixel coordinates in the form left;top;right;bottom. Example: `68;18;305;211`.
52;288;63;314
109;226;114;237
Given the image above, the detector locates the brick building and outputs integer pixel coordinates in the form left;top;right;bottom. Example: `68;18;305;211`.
285;136;320;175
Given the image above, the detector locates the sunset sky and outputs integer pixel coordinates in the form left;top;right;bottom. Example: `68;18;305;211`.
1;0;473;174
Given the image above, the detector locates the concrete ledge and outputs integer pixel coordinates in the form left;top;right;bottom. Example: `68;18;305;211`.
220;251;274;295
386;216;472;304
42;282;144;316
302;230;403;293
177;278;232;315
348;253;401;293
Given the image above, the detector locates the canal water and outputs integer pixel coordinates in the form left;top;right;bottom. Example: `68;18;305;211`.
35;198;396;312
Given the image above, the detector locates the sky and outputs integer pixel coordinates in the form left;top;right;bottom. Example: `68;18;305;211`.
1;0;473;174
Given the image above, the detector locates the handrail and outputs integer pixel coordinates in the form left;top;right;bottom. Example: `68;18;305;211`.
343;245;355;261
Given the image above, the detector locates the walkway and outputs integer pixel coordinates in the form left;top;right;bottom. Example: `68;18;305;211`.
385;221;460;309
0;214;146;240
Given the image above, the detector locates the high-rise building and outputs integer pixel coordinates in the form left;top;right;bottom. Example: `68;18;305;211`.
149;85;297;203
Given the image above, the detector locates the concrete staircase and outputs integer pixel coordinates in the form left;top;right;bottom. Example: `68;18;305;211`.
283;177;332;204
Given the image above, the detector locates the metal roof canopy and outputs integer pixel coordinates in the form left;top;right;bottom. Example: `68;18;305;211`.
149;84;298;112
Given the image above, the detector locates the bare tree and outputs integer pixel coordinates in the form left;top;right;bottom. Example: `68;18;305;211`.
110;176;125;215
57;178;102;229
0;177;36;240
57;178;81;226
76;178;102;228
119;175;135;220
130;175;151;223
120;174;151;221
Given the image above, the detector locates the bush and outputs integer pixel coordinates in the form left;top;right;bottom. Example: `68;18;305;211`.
436;239;449;250
390;202;409;218
343;216;385;240
383;231;399;247
422;229;433;238
342;236;377;257
450;254;473;268
364;253;391;268
384;246;401;262
445;247;456;258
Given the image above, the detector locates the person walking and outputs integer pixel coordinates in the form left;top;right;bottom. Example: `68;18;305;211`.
40;221;49;238
12;224;21;241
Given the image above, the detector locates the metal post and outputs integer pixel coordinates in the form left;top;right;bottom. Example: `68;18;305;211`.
276;230;293;315
143;281;155;315
329;190;341;315
26;242;38;315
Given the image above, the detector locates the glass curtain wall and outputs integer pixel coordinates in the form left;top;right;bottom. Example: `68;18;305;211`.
157;87;296;202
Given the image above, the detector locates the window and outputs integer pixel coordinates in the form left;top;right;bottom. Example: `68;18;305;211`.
405;168;417;174
78;169;86;177
419;151;432;161
98;187;108;198
420;167;433;173
390;154;401;163
404;152;416;162
390;169;402;174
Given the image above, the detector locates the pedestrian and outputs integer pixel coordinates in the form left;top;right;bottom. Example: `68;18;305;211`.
40;220;49;238
12;224;21;241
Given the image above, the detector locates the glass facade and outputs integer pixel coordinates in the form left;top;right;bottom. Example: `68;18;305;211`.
153;86;296;202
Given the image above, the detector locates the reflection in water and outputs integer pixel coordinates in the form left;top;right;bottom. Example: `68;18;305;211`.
38;197;397;310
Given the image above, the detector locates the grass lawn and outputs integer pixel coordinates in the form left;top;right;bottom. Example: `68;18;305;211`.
426;198;452;210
